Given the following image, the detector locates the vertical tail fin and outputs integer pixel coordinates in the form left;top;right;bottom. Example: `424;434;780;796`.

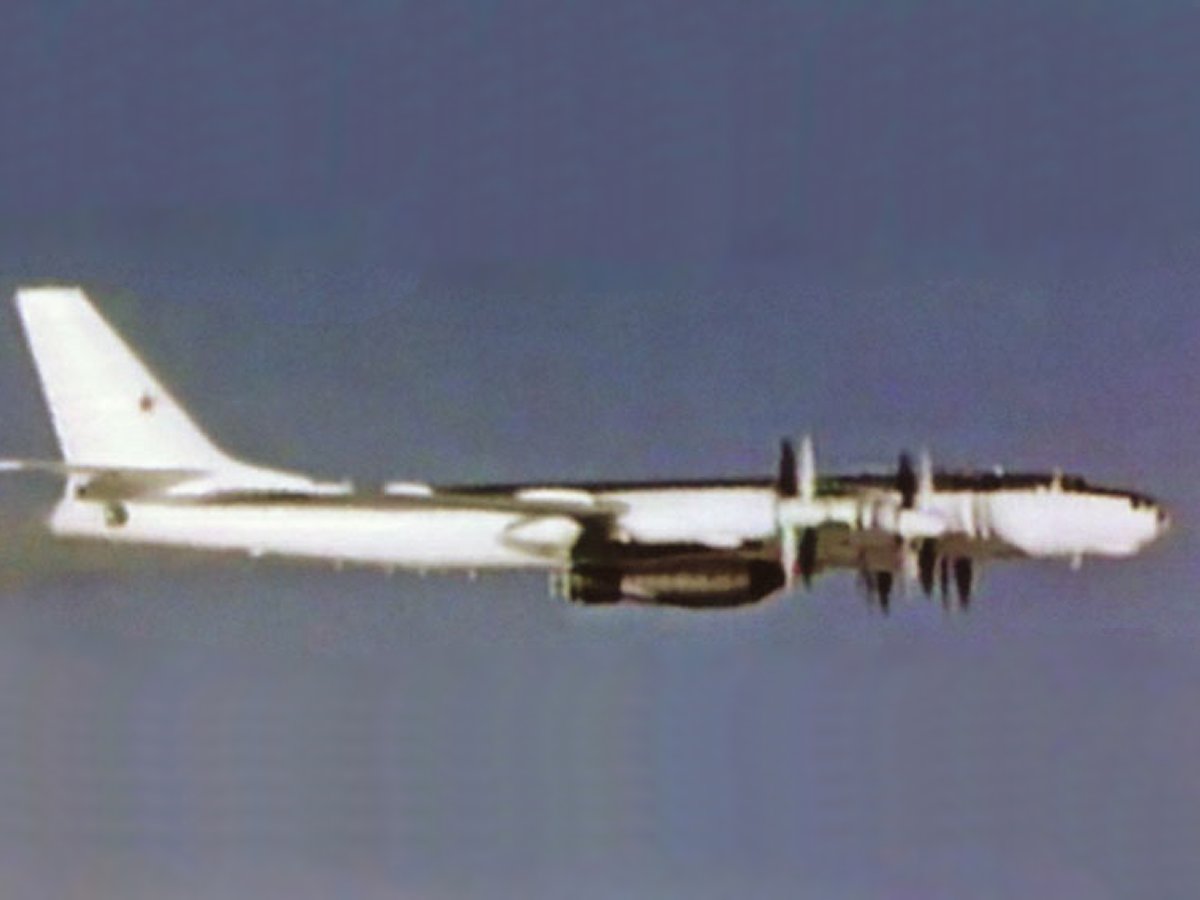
14;286;237;471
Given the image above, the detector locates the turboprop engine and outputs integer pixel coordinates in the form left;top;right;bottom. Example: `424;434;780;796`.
886;449;971;607
774;435;825;588
564;558;786;608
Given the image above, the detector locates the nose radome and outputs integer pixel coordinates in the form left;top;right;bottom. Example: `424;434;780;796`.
1157;507;1172;533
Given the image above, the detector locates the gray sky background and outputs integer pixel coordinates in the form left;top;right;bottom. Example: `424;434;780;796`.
1;2;1199;898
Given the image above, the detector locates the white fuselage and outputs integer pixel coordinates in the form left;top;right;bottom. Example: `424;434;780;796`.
46;481;1166;572
9;287;1168;605
50;498;555;570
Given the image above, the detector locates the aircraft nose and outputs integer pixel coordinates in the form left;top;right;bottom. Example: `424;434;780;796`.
1157;506;1172;534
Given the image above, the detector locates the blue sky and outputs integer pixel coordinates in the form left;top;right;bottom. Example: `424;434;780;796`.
1;2;1199;897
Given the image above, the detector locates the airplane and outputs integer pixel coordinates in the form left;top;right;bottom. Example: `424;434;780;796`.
0;286;1170;612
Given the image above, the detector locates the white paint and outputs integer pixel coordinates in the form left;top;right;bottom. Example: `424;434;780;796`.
6;286;1171;598
604;487;776;545
981;491;1162;558
514;487;597;507
49;499;556;569
14;286;342;498
383;481;434;496
14;286;232;471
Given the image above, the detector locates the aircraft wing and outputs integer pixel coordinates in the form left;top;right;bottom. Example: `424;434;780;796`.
179;485;623;521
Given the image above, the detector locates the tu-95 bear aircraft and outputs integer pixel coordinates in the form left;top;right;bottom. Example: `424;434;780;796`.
0;287;1169;612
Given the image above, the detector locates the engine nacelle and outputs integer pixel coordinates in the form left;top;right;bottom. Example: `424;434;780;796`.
565;567;625;605
566;559;785;608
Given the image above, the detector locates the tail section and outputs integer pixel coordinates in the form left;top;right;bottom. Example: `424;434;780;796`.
14;286;237;471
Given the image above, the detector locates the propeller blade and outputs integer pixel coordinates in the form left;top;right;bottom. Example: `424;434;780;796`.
799;528;818;587
799;434;816;502
859;568;876;602
900;537;920;588
780;525;798;589
918;539;938;596
877;571;893;613
777;439;798;498
953;557;973;608
918;448;934;506
897;451;917;509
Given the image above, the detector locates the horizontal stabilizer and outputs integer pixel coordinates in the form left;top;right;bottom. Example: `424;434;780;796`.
0;458;207;499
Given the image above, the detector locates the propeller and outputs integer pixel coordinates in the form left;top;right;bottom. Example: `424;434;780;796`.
798;435;816;503
863;570;893;613
798;527;819;587
878;571;893;612
895;448;947;596
952;557;973;608
776;435;821;589
918;538;938;595
935;556;974;610
777;439;798;499
850;447;942;608
897;451;917;510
